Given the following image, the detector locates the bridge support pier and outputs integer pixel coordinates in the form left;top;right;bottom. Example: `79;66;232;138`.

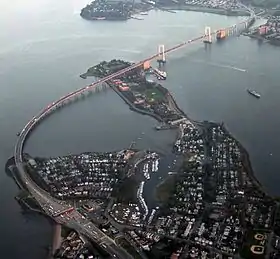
203;26;212;44
231;24;238;35
157;44;166;65
94;85;99;93
102;82;108;90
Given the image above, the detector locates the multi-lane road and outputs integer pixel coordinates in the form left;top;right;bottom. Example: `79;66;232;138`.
14;13;254;258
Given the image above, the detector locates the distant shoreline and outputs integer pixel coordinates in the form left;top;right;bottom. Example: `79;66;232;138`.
160;5;250;16
80;2;250;22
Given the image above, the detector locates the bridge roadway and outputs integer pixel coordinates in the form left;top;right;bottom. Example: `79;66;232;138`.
14;14;254;258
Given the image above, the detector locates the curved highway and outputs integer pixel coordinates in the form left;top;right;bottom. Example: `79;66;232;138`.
14;13;255;259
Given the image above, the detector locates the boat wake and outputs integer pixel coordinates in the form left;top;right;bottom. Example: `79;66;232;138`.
191;59;247;72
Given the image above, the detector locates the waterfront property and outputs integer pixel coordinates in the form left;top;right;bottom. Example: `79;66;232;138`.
114;121;278;258
22;58;280;258
159;0;248;15
80;60;185;124
248;12;280;45
80;0;151;21
7;10;273;257
6;0;280;258
81;0;250;21
30;151;129;200
54;230;100;259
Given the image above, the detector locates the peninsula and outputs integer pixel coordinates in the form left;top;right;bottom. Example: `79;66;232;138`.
9;58;280;259
80;0;250;22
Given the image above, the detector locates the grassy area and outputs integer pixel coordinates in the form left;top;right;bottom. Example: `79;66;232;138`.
144;88;165;103
240;229;268;259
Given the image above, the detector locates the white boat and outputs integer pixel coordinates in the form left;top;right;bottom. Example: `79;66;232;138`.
247;89;261;98
154;68;167;80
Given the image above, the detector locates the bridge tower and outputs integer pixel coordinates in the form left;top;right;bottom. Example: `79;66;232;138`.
157;44;166;64
203;26;212;44
231;24;237;35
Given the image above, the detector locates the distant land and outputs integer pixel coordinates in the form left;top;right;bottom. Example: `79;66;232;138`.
80;0;251;22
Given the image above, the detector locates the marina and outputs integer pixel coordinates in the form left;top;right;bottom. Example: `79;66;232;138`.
2;2;280;258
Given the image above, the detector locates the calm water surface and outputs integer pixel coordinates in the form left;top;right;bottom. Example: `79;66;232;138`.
0;0;279;258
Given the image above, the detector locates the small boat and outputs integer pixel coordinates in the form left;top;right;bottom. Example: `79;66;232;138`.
247;89;261;98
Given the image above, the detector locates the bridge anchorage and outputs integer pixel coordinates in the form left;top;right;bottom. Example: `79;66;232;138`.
203;26;212;44
157;44;166;65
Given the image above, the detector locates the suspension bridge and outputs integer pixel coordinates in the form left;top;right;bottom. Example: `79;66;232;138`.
13;12;255;259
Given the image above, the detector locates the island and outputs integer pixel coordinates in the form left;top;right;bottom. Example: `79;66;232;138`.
80;0;251;22
7;59;280;259
80;0;151;21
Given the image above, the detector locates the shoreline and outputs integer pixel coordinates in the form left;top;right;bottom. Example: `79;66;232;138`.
160;5;250;16
245;33;280;47
7;6;270;256
10;63;273;258
218;123;266;194
80;2;250;22
81;65;269;202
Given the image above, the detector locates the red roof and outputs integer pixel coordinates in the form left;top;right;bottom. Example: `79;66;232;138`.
171;253;179;259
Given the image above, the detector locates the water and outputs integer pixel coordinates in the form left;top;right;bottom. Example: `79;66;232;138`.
1;0;279;258
164;38;280;195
